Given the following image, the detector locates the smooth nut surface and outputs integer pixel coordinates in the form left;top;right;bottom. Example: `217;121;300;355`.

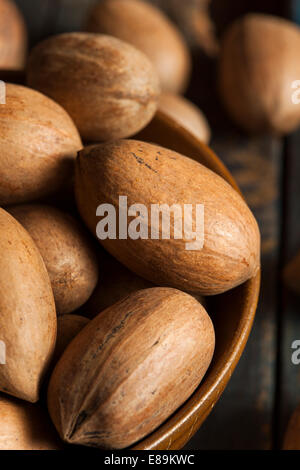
48;287;215;449
75;140;260;295
219;14;300;135
0;208;56;402
27;32;160;142
86;0;191;93
9;204;99;314
0;84;82;205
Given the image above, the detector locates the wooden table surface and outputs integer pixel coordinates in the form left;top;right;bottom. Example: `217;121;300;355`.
13;0;300;450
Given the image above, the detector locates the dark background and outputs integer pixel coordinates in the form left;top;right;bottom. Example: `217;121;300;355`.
13;0;300;450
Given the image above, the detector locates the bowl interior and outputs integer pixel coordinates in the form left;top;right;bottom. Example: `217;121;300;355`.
130;111;260;450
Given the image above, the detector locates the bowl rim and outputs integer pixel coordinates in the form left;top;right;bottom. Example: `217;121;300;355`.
132;272;260;450
132;111;261;450
141;110;241;194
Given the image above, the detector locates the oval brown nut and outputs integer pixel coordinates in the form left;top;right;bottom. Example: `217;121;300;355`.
47;287;215;449
219;14;300;135
27;33;160;142
159;92;211;143
0;0;27;70
0;84;82;206
85;0;191;93
0;395;61;450
8;204;99;314
0;208;56;402
75;140;260;295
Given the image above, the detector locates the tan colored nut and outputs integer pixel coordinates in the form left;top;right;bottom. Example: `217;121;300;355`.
0;208;56;403
159;92;211;143
0;84;82;206
9;204;99;314
86;0;191;93
27;33;160;142
48;287;215;449
219;14;300;135
75;140;260;295
0;0;27;70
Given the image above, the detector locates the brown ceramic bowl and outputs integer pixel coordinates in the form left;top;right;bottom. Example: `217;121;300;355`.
130;111;261;450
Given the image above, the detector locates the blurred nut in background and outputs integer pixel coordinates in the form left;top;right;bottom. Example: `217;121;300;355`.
0;84;82;206
150;0;219;55
219;14;300;135
27;33;160;142
86;0;191;93
159;92;211;143
0;0;27;70
9;205;99;314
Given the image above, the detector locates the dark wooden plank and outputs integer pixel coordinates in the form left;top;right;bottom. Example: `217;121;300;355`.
184;134;282;449
14;0;96;45
274;1;300;449
277;128;300;447
53;0;97;34
210;0;286;34
182;0;287;448
15;0;286;49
